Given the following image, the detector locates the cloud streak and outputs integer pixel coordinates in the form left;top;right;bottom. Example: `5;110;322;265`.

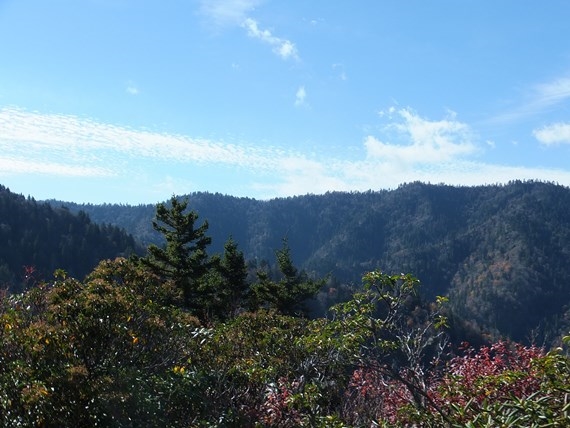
242;18;299;60
535;77;570;107
490;75;570;124
0;107;281;174
0;156;111;177
2;106;570;201
253;107;570;197
200;0;299;61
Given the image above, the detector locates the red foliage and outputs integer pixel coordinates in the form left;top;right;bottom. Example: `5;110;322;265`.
23;265;37;284
345;341;546;425
440;341;544;406
259;377;303;427
347;366;416;425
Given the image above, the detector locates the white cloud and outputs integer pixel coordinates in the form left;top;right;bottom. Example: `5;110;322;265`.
490;75;570;124
535;77;570;106
150;175;197;197
199;0;262;26
533;122;570;146
126;81;139;95
377;106;396;118
252;155;352;197
277;40;297;60
259;156;570;199
242;18;299;60
0;107;283;177
0;156;111;177
199;1;299;61
3;106;570;201
294;86;306;106
252;108;570;197
365;108;477;164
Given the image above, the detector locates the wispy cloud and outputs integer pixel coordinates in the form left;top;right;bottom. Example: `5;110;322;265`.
535;77;570;106
254;108;570;197
126;81;139;95
260;154;570;200
253;156;350;196
0;156;111;177
533;122;570;146
150;175;197;198
364;108;477;164
490;75;570;124
200;0;299;61
199;0;262;27
2;106;570;201
242;18;298;60
294;86;306;106
0;107;282;177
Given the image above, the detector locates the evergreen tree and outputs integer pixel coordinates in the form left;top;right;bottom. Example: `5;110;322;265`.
250;239;324;316
218;236;249;315
142;196;211;311
198;237;249;321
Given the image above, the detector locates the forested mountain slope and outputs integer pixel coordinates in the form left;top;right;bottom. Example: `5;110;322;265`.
0;185;140;291
57;181;570;343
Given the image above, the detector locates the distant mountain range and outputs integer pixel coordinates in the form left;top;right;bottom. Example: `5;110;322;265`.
3;180;570;345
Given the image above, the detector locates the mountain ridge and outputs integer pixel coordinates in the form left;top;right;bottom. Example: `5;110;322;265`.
52;180;570;344
0;184;141;291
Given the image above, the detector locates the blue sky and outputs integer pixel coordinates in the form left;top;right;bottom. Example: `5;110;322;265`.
1;0;570;204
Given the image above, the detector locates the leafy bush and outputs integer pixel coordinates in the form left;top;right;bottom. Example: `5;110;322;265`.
0;258;201;426
345;340;570;427
1;262;569;426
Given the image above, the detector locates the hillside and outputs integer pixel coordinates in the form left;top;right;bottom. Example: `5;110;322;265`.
57;181;570;344
0;185;140;291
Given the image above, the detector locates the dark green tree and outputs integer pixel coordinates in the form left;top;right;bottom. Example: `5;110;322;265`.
142;196;211;311
218;237;249;316
196;237;249;322
250;239;324;316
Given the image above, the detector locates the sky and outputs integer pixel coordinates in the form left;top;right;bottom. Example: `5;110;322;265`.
1;1;570;204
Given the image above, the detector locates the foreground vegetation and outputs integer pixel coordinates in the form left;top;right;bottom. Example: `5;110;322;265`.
1;259;569;426
2;194;569;426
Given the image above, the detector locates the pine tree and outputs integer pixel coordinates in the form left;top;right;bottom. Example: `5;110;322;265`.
142;196;211;310
218;237;249;315
198;237;249;321
250;239;324;316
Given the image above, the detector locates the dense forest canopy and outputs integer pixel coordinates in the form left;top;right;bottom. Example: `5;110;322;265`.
54;180;570;345
2;181;570;343
0;185;140;291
